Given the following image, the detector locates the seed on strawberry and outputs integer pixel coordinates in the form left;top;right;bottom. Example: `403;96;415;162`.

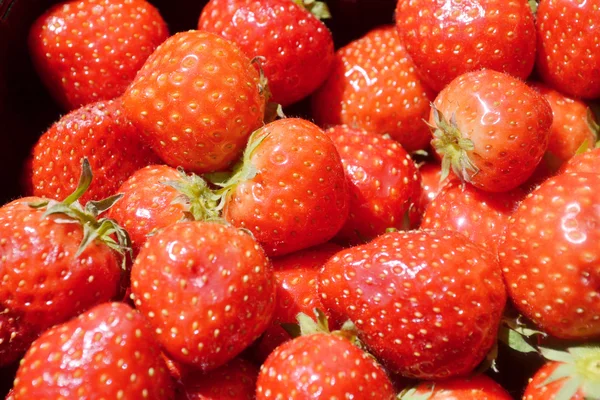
29;0;169;111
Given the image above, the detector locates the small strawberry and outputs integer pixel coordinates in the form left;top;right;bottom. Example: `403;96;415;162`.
319;230;506;379
31;99;160;204
198;0;334;107
0;159;129;367
523;345;600;400
421;179;524;256
176;358;258;400
429;69;553;192
216;118;349;256
536;0;600;99
560;147;600;175
499;173;600;339
12;302;174;399
400;375;513;399
131;221;276;371
325;125;422;245
311;25;435;153
395;0;536;92
121;30;266;174
29;0;169;111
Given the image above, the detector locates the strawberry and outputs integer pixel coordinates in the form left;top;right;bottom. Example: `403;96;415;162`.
325;125;422;245
429;69;553;192
12;302;174;399
311;25;435;153
252;242;342;362
530;82;598;164
4;390;13;400
499;172;600;339
131;221;276;371
28;0;169;111
121;30;266;174
217;118;349;256
421;179;524;256
198;0;334;107
560;147;600;175
31;99;160;204
416;162;446;217
395;0;536;93
536;0;600;99
0;159;129;367
176;358;258;400
523;345;600;400
319;230;506;379
400;375;513;399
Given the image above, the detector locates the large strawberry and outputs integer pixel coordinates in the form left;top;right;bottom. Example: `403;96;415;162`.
499;172;600;339
29;0;169;111
429;69;553;192
319;230;506;379
325;125;422;245
198;0;334;107
121;30;266;174
400;375;513;399
131;221;276;371
311;25;435;153
395;0;536;92
0;159;129;367
31;99;160;204
537;0;600;99
12;302;174;399
216;118;349;256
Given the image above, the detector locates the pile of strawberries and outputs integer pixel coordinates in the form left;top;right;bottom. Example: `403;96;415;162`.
1;0;600;398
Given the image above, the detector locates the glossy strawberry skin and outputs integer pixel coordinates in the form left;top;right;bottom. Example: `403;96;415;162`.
0;197;121;365
395;0;536;93
121;30;266;174
29;0;169;111
199;0;334;107
421;179;524;256
320;230;506;379
12;302;174;400
131;222;276;371
222;118;349;257
523;362;585;400
537;0;600;99
560;147;600;175
412;375;513;399
431;70;553;192
311;26;435;153
500;173;600;339
176;358;258;400
256;333;396;400
416;162;446;218
32;100;160;204
326;126;422;245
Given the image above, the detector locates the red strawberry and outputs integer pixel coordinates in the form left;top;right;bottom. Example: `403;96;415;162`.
421;179;524;256
256;333;396;399
536;0;600;99
430;69;553;192
12;302;174;399
0;160;129;367
131;221;276;371
416;162;446;217
4;390;13;400
400;375;513;399
219;118;349;256
530;82;598;164
252;242;342;362
560;147;600;175
31;99;160;204
198;0;334;107
311;25;435;153
176;358;258;400
29;0;169;111
395;0;536;93
523;345;600;400
319;230;506;379
499;173;600;339
324;125;422;245
121;30;266;174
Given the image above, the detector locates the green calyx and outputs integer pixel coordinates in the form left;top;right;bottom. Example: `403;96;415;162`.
537;345;600;400
161;168;221;223
251;56;286;123
397;385;435;400
29;158;132;268
293;0;331;20
428;105;479;184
